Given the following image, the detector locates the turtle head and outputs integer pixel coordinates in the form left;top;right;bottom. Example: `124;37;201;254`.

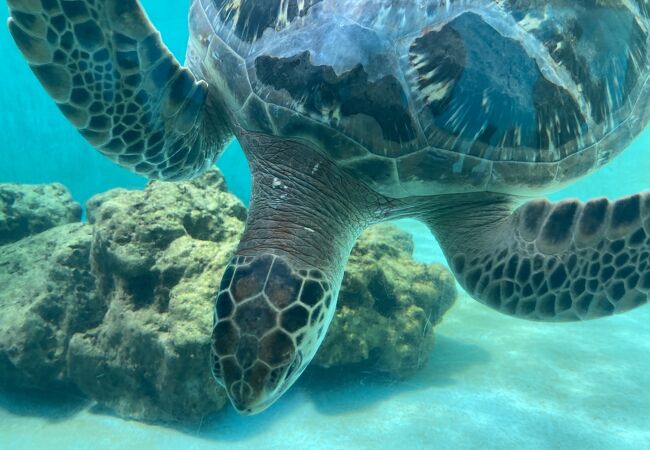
211;254;333;414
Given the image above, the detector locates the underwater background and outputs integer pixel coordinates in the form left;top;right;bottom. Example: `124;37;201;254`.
1;1;649;449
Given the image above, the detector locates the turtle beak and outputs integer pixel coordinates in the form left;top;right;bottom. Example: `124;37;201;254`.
228;381;269;415
228;382;278;415
219;352;302;415
224;360;295;415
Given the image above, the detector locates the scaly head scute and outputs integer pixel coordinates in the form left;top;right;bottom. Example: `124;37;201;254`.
211;254;333;414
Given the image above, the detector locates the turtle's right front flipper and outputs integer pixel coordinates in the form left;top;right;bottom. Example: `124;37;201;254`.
7;0;232;180
427;192;650;321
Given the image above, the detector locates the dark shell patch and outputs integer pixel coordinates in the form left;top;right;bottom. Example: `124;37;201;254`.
409;12;588;158
254;51;417;143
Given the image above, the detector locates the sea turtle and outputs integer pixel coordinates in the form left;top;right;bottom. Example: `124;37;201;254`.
7;0;650;414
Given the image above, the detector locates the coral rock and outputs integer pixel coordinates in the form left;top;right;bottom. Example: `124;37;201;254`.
0;183;81;245
314;224;457;377
0;169;457;423
68;169;245;422
0;223;101;390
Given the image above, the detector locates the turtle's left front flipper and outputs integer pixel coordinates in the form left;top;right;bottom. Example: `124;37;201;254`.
427;192;650;321
7;0;232;180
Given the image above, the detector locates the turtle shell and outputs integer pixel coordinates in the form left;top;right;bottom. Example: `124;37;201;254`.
187;0;650;198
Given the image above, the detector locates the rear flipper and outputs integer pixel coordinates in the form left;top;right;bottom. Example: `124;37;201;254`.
428;192;650;321
7;0;232;180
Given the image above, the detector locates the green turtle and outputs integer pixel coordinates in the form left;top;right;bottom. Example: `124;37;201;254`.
7;0;650;414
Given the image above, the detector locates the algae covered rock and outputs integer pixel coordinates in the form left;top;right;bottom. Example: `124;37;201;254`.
85;169;246;281
0;169;457;423
314;224;457;377
0;183;81;245
67;169;245;422
0;223;101;390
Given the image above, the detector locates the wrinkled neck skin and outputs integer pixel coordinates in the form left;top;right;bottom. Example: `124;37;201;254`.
210;130;396;414
239;131;393;277
406;191;524;261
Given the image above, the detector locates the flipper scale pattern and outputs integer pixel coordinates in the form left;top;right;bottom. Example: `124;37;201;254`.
7;0;231;180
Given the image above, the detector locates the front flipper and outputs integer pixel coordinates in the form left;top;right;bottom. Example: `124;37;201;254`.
7;0;232;179
428;192;650;321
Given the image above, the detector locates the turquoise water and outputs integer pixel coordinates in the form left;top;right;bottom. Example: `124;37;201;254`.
1;2;649;449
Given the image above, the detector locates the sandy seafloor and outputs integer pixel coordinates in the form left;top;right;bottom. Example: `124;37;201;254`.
2;2;650;449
